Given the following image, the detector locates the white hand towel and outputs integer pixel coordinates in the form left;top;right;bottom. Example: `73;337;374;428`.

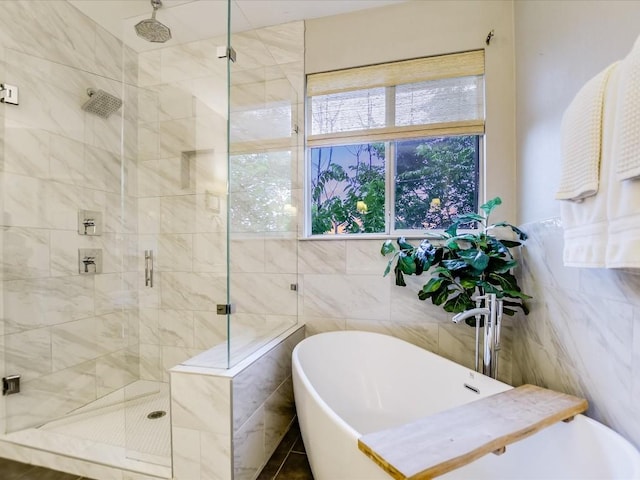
614;35;640;181
556;62;617;201
562;65;621;267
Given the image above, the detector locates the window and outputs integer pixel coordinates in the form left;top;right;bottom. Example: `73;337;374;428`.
305;50;485;236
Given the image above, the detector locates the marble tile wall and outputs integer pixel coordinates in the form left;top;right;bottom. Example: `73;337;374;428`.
512;218;640;449
170;326;303;480
298;238;515;385
0;1;139;433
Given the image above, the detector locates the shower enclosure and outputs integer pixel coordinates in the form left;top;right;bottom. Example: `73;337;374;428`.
0;0;301;477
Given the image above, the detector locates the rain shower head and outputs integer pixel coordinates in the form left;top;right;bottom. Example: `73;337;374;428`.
82;89;123;119
135;0;172;43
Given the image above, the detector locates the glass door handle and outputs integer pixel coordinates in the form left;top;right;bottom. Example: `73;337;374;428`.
145;250;154;288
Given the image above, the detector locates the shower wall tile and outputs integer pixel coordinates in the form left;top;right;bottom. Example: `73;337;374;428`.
3;276;95;333
4;328;52;381
157;234;193;272
195;192;227;233
96;349;138;398
139;308;160;344
95;27;123;82
193;232;227;273
138;199;161;234
139;344;163;382
230;239;266;273
2;127;49;178
158;309;194;348
257;21;305;66
231;273;297;316
2;227;50;280
51;317;101;370
159;118;196;159
156;84;194;122
161;346;204;383
264;238;298;274
94;272;138;315
161;271;226;311
160;195;196;233
0;0;140;434
193;311;228;350
6;361;96;432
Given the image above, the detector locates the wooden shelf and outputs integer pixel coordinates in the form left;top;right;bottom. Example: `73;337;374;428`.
358;384;588;480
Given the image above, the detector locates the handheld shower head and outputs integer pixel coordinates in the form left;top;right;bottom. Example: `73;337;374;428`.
81;89;122;119
135;0;172;43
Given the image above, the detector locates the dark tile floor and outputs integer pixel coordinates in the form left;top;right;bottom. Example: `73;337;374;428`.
0;421;313;480
257;420;314;480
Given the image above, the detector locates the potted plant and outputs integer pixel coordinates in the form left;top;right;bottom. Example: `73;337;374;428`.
381;197;530;325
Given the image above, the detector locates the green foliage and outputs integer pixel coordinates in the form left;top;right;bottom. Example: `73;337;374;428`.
311;135;480;235
381;197;531;325
311;144;386;234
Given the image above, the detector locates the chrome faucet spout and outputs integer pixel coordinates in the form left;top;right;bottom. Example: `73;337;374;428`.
452;307;490;324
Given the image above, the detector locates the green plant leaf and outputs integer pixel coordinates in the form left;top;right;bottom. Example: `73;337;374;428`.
394;264;406;287
441;259;468;270
444;221;459;238
381;240;396;256
443;293;472;313
383;259;393;277
432;285;450;305
502;289;533;300
398;253;417;275
457;249;490;271
422;277;445;293
431;267;454;280
500;240;522;248
454;212;485;223
460;278;477;289
489;258;518;274
480;197;502;216
397;237;415;252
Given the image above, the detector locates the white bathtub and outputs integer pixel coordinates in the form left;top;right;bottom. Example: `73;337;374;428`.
292;330;640;480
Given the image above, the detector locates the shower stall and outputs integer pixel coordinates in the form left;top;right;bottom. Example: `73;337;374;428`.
0;0;302;478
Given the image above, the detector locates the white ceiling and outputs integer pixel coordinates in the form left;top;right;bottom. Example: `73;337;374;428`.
69;0;406;52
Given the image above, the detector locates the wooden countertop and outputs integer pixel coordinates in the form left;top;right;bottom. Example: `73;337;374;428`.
357;384;588;480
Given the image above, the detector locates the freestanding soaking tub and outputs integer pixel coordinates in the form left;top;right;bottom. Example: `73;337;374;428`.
292;330;640;480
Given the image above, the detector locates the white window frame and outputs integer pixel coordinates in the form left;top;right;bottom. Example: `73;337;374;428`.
304;50;485;238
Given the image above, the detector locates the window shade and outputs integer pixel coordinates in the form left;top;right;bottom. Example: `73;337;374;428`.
307;50;484;97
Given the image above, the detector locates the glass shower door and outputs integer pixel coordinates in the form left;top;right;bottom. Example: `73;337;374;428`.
125;0;232;467
226;6;302;367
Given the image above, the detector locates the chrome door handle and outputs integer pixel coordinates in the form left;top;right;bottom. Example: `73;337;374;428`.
145;250;154;287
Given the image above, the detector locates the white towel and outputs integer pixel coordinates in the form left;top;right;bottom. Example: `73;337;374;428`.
614;35;640;181
556;63;618;201
562;64;620;267
606;37;640;268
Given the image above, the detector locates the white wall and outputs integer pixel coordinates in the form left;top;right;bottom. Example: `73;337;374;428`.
515;0;640;223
